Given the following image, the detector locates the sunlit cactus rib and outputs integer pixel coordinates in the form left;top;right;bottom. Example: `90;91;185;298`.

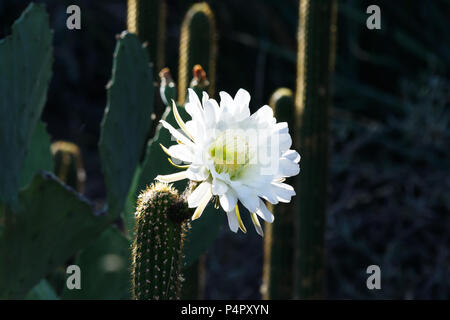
262;88;295;300
294;0;338;299
178;2;217;104
51;141;86;193
131;183;191;300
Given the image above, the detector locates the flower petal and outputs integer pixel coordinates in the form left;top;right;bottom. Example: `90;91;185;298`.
233;183;259;213
163;144;194;163
155;171;188;183
185;88;204;121
160;119;194;147
278;157;300;177
212;178;228;195
255;198;274;223
226;209;239;233
235;204;247;233
219;189;238;212
271;182;296;203
250;212;264;236
234;88;250;108
191;186;213;220
171;100;195;141
203;98;218;126
282;149;301;163
219;91;234;110
188;181;211;208
186;165;209;181
234;88;251;120
251;105;273;123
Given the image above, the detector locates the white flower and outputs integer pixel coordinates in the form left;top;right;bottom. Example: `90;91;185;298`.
156;88;300;236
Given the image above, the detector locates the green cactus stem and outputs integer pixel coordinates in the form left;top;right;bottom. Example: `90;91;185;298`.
178;2;217;104
127;0;167;121
293;0;338;299
131;183;191;300
261;88;295;300
51;141;85;193
127;0;166;74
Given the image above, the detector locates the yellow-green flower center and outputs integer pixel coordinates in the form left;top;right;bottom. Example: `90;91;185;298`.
209;130;249;179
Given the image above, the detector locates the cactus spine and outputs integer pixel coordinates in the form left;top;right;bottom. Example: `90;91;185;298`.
131;183;191;300
262;88;296;300
293;0;338;299
51;141;85;193
178;2;217;104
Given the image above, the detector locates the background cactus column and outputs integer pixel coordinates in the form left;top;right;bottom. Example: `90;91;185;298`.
294;0;338;299
127;0;166;121
131;183;191;300
51;141;86;193
178;2;217;104
127;0;166;73
262;88;296;300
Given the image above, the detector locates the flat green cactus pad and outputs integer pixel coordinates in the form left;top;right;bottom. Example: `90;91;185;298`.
0;173;109;299
99;32;154;220
19;121;54;189
0;3;53;206
62;226;131;300
25;280;59;300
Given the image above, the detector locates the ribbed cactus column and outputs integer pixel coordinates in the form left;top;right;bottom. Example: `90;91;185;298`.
127;0;166;73
127;0;167;122
51;141;85;193
178;2;217;104
131;183;191;300
294;0;338;299
262;88;296;300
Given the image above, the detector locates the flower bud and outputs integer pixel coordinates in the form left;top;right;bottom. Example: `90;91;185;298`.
159;67;177;107
189;64;209;98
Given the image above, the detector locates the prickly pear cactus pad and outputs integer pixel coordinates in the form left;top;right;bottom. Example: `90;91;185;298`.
62;226;131;300
0;3;53;206
131;183;191;300
19;122;54;189
0;173;109;299
99;31;154;220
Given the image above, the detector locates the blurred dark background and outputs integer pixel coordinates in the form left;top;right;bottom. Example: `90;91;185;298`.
0;0;448;299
